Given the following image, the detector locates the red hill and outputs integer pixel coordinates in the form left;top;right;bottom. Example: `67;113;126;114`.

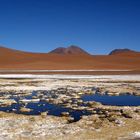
0;46;140;72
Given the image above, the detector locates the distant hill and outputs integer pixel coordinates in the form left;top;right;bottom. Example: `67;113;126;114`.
49;45;89;55
109;48;138;55
0;45;140;71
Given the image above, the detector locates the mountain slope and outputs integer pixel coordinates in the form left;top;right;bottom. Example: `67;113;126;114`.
109;48;139;55
49;45;89;55
0;46;140;71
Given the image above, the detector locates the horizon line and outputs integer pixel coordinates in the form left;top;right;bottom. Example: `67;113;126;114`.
0;44;139;55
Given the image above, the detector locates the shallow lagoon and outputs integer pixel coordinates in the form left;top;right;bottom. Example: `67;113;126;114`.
82;94;140;106
0;91;140;121
0;91;91;121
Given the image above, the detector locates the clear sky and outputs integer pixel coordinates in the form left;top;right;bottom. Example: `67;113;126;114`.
0;0;140;54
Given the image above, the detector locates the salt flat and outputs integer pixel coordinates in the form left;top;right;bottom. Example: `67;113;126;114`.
0;74;140;81
0;75;140;140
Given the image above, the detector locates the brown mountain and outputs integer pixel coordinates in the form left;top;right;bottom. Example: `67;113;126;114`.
109;48;139;56
0;46;140;73
49;45;89;55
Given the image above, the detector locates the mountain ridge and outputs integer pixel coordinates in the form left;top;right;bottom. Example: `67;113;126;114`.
1;45;139;55
0;45;140;71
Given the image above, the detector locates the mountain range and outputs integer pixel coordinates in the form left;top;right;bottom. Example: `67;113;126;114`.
0;45;140;71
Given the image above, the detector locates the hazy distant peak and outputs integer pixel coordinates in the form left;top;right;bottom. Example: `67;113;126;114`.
109;48;137;55
67;45;81;49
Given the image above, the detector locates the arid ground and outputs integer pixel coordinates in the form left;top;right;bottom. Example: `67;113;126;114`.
0;46;140;71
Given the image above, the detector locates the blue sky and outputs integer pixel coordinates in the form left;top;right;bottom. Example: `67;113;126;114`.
0;0;140;54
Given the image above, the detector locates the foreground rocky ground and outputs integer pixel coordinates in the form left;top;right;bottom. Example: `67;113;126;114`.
0;111;140;140
0;75;140;140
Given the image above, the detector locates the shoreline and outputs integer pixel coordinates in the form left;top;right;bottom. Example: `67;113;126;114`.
0;74;140;80
0;70;140;75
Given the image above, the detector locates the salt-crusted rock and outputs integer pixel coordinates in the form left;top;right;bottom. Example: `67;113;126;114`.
0;99;16;107
132;132;140;138
133;92;140;96
86;101;101;107
19;99;40;103
114;119;125;126
41;111;48;118
20;107;32;113
67;117;75;123
78;92;84;95
77;99;83;105
122;110;133;118
61;112;70;117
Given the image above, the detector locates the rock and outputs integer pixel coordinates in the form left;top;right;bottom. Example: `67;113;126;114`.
76;106;87;110
108;111;122;117
107;92;118;96
52;100;63;104
0;95;11;99
19;99;40;103
67;117;75;123
12;109;17;112
122;110;133;118
90;115;103;129
107;115;118;122
0;99;16;107
86;101;101;107
72;104;78;108
78;92;84;95
99;115;106;118
133;92;140;96
20;107;32;113
77;99;83;105
73;95;81;99
86;90;95;94
32;96;37;99
104;110;109;116
92;110;97;114
98;110;103;115
87;108;93;111
135;109;140;114
81;115;89;119
44;98;50;102
114;119;125;126
132;132;140;138
67;99;72;103
47;98;54;103
41;111;48;118
61;112;70;117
